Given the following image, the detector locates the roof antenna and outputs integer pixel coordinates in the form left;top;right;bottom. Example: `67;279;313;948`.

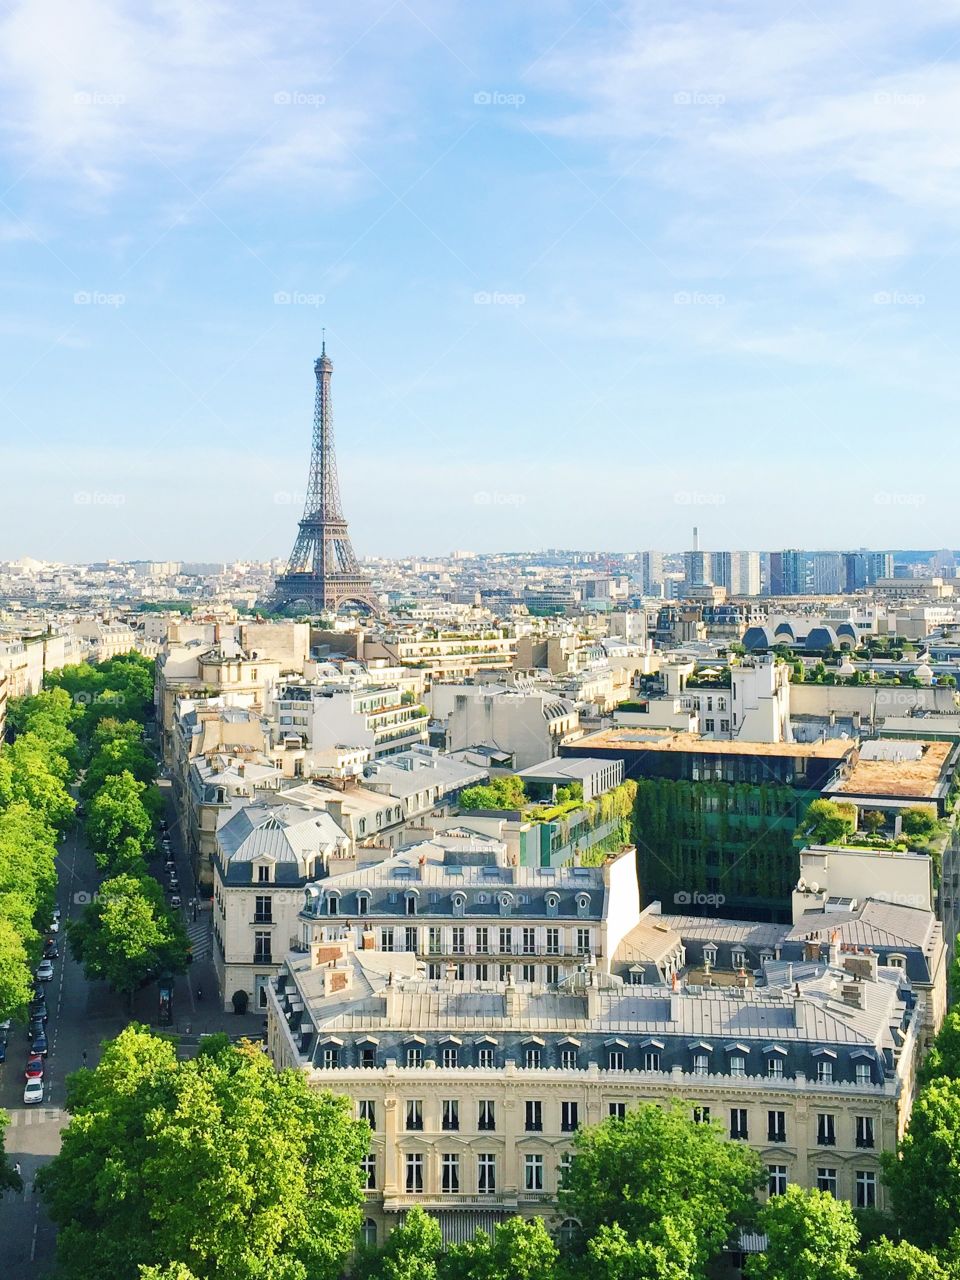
321;327;326;356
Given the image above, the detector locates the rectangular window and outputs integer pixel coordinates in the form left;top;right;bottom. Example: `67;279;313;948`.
361;1154;376;1189
478;1100;495;1131
730;1108;748;1140
609;1049;625;1070
817;1060;834;1085
767;1056;784;1079
360;1045;376;1069
253;931;271;963
499;927;512;954
522;963;536;983
546;927;560;955
561;1101;579;1132
522;927;536;955
577;928;591;955
476;927;489;953
404;926;418;953
442;1153;460;1193
525;1100;543;1132
768;1111;786;1143
560;1046;577;1069
855;1171;877;1209
380;928;394;952
693;1053;709;1076
441;1045;459;1068
406;1046;423;1068
545;964;559;984
476;963;489;981
817;1114;836;1147
427;963;441;980
357;894;368;916
856;1116;875;1149
405;1153;423;1193
609;1102;626;1120
442;1099;459;1131
452;927;465;954
692;1106;710;1125
254;894;272;923
321;1046;339;1068
478;1154;496;1194
525;1046;542;1069
768;1165;787;1197
405;1100;423;1131
358;1100;376;1129
729;1054;746;1077
257;865;270;883
524;1153;544;1192
477;1046;494;1068
499;964;511;982
643;1050;660;1071
428;927;441;955
816;1167;837;1197
855;1062;872;1086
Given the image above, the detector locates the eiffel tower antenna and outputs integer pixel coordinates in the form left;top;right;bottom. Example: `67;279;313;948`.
272;347;378;615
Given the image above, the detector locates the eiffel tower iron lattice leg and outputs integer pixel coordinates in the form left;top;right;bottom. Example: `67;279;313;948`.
272;345;378;614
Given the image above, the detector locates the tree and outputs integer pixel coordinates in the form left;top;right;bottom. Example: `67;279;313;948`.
860;810;887;835
799;799;856;846
901;808;938;840
38;1026;368;1280
362;1206;443;1280
0;916;34;1022
882;1079;960;1249
585;1219;696;1280
0;735;75;828
67;873;189;1006
560;1102;763;1275
746;1186;858;1280
459;776;527;811
919;1010;960;1085
86;770;152;870
439;1217;560;1280
0;1109;23;1194
81;735;157;801
856;1237;951;1280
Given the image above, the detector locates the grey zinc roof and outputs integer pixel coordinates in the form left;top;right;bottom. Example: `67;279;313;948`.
218;803;349;864
656;915;788;949
786;900;935;952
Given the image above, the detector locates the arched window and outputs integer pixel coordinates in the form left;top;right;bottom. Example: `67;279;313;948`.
558;1219;579;1247
361;1218;377;1247
576;893;591;918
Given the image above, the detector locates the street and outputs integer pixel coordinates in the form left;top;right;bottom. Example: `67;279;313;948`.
0;775;259;1278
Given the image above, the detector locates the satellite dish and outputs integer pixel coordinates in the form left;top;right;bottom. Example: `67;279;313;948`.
809;882;820;894
797;879;807;892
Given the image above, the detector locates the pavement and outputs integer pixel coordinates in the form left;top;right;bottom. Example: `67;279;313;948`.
0;772;262;1278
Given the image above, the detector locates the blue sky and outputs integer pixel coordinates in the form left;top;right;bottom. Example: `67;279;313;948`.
2;0;960;563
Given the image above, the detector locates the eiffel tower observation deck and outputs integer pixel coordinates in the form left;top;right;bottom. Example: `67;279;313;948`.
273;345;378;615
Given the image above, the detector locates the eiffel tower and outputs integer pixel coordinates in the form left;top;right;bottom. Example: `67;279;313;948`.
273;344;378;614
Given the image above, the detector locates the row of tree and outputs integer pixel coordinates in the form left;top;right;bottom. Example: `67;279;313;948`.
51;655;192;1006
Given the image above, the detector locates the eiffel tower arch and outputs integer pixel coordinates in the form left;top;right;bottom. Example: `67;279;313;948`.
272;346;379;615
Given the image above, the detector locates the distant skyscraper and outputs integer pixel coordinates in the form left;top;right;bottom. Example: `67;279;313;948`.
769;549;808;596
712;551;761;596
639;550;664;595
807;552;844;595
683;527;712;590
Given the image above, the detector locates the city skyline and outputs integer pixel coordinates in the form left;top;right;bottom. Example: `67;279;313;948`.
3;1;960;559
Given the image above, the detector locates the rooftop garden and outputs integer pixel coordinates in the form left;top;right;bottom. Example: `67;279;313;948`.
796;797;951;875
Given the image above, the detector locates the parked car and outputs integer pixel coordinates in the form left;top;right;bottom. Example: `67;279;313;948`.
28;1019;46;1042
28;1004;47;1024
44;941;59;960
36;959;54;981
24;1055;44;1079
52;906;61;921
169;877;179;891
170;895;182;908
30;1031;48;1057
24;1077;44;1105
0;1040;6;1063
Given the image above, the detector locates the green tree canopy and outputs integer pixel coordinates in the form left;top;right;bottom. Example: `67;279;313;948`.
919;1009;960;1085
86;769;152;870
746;1186;859;1280
38;1026;368;1280
882;1079;960;1250
584;1218;696;1280
856;1237;951;1280
67;873;189;1003
901;807;938;839
798;798;857;846
459;776;527;811
440;1216;560;1280
560;1102;763;1275
0;1109;23;1194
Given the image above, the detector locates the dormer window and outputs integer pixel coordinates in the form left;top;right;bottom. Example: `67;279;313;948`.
405;890;418;917
546;893;559;918
498;892;514;917
453;893;466;918
576;893;591;918
356;891;370;917
327;891;340;917
257;864;271;884
887;953;906;970
703;945;718;968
